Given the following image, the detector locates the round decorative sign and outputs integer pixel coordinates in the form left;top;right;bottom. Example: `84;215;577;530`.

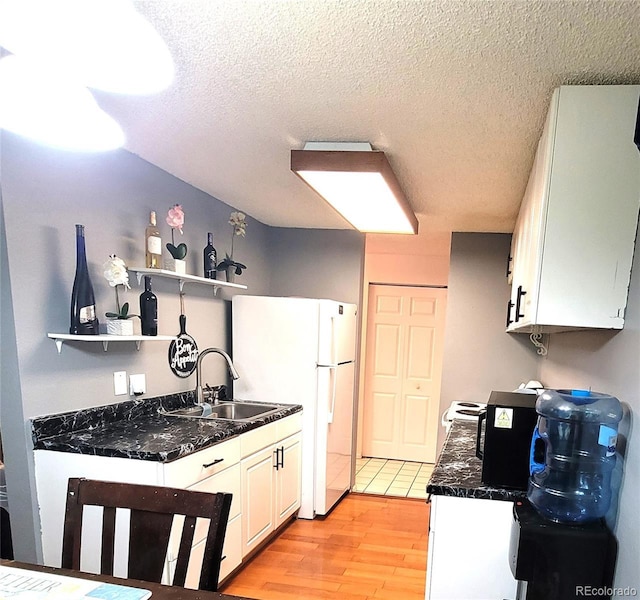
168;314;198;377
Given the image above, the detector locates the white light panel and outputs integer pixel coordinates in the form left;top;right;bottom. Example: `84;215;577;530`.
298;170;416;234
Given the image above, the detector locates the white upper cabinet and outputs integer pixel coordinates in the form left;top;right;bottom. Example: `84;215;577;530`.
507;85;640;333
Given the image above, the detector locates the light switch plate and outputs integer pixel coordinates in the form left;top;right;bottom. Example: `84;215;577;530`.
113;371;127;396
129;373;146;396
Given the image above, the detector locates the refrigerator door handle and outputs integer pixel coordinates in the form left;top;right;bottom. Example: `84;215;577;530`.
330;314;337;365
317;364;338;424
328;364;338;424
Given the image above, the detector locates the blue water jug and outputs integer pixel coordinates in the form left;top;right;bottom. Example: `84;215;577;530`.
528;389;622;523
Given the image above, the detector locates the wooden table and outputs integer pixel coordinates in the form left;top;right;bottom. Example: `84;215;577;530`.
0;560;255;600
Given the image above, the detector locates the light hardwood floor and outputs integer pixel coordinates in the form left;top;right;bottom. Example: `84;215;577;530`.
223;494;430;600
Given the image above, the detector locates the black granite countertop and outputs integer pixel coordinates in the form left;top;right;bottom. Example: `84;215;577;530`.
30;392;302;463
426;419;527;501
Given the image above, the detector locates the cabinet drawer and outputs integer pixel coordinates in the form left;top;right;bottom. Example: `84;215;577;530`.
166;514;241;589
163;436;241;488
240;421;277;458
167;463;241;562
277;413;302;439
189;463;241;519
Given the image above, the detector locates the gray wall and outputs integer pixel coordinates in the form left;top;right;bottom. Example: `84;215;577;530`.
267;227;364;305
438;233;540;452
0;131;364;562
538;227;640;590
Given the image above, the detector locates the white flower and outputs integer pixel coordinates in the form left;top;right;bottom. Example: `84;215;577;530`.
103;255;130;289
229;211;247;237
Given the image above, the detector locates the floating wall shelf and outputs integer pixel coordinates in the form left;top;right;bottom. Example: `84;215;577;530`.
47;333;176;353
129;268;247;294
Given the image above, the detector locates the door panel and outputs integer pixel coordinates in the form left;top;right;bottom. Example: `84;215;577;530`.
363;285;447;463
369;392;397;444
406;326;434;379
403;394;430;445
373;324;402;377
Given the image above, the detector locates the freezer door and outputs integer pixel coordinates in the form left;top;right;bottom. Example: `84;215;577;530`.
232;295;320;405
318;300;357;365
315;361;355;516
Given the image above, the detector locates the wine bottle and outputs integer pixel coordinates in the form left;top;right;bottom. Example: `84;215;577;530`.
139;275;158;336
145;211;162;268
203;232;217;279
69;224;99;335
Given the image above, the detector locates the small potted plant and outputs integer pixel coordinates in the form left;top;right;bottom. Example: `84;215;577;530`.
164;204;187;274
103;254;136;335
216;211;247;283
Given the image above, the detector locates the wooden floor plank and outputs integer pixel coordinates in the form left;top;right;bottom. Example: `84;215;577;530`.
223;493;430;600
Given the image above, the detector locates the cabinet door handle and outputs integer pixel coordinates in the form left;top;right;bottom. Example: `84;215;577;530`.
506;254;512;278
515;285;527;322
273;447;284;470
506;300;514;327
203;458;224;468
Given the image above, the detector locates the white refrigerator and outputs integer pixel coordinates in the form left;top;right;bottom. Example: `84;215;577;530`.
231;295;357;519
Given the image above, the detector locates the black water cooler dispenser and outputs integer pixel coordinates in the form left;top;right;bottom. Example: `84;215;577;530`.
509;500;617;600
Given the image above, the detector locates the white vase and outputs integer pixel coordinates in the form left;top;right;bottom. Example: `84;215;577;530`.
106;319;134;336
164;258;186;274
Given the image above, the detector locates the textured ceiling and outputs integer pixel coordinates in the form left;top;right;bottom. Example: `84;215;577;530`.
95;0;640;233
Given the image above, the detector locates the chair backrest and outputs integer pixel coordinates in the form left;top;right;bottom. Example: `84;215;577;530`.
61;477;232;591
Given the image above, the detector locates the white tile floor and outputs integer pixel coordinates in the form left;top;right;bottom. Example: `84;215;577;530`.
354;457;434;500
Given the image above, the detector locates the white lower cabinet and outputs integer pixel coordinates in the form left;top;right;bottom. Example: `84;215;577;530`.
33;413;302;587
426;495;517;600
182;462;242;583
240;417;302;557
242;444;276;553
167;512;242;587
275;433;302;527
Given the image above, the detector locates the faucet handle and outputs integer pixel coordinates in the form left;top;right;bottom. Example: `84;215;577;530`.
212;384;228;401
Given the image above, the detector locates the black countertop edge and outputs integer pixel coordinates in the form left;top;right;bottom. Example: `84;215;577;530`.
30;394;302;463
426;419;527;502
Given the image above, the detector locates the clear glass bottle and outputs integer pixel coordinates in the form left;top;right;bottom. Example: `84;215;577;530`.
203;232;217;279
70;224;99;335
145;211;162;268
139;275;158;336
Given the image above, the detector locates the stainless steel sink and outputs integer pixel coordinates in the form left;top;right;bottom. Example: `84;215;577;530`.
165;401;283;421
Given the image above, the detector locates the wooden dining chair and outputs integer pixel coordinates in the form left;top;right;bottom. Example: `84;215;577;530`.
61;477;232;591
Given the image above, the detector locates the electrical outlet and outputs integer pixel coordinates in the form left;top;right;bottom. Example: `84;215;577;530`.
129;373;146;397
113;371;127;396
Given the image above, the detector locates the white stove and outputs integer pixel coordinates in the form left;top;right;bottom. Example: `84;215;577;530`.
441;400;487;431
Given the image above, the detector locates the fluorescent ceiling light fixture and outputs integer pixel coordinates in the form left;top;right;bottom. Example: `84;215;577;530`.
0;55;125;152
291;142;418;234
0;0;174;94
